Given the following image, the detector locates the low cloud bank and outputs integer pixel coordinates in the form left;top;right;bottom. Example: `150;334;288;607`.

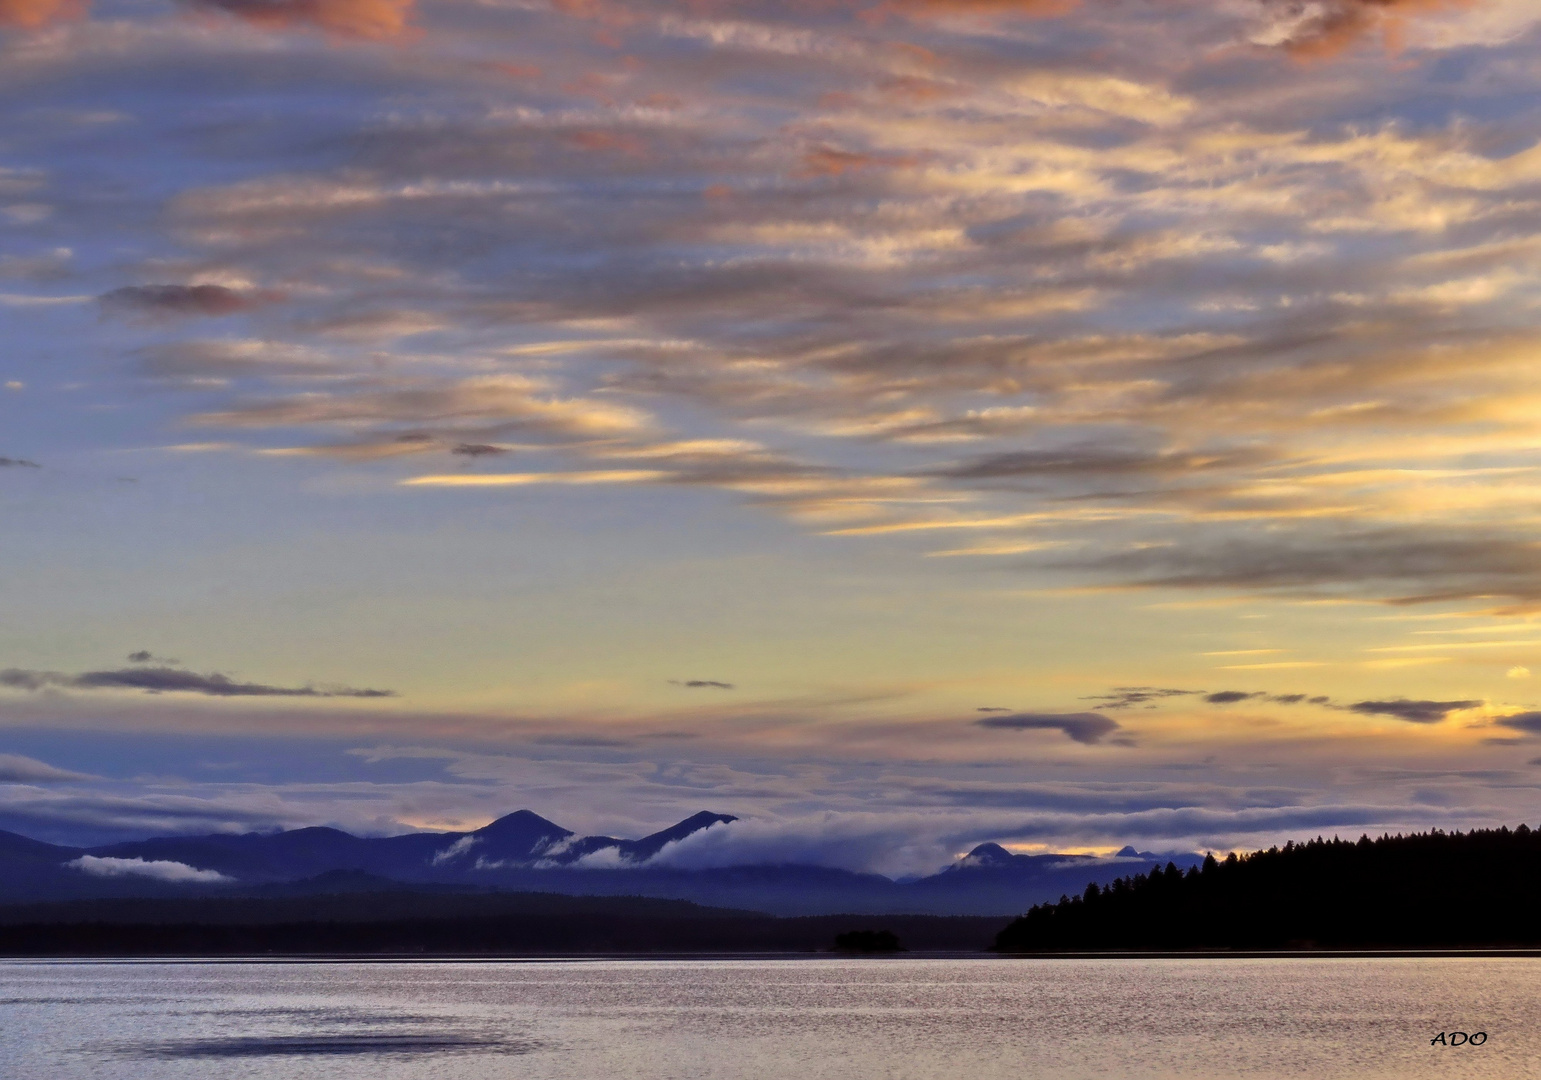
68;855;232;883
641;803;1491;877
643;813;952;876
0;754;93;783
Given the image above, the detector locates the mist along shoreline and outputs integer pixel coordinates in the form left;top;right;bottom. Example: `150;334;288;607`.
8;948;1541;964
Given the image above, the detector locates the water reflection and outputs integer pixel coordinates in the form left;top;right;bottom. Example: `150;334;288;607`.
120;1033;537;1058
1;957;1535;1080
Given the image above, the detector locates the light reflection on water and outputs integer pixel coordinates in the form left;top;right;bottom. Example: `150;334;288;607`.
0;957;1535;1080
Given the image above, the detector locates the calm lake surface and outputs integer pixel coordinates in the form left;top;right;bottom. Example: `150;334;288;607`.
0;957;1532;1079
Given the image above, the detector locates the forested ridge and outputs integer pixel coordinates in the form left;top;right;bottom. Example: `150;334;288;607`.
994;825;1541;952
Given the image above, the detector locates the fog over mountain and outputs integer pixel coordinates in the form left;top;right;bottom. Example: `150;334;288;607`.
0;810;1199;916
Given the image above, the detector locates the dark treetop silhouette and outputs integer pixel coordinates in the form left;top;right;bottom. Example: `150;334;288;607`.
994;824;1541;952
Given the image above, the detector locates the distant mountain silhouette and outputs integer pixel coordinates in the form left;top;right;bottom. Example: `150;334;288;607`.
994;825;1541;951
0;889;1011;956
426;809;742;869
0;813;1199;916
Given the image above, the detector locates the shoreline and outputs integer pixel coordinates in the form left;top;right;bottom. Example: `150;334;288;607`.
6;947;1541;963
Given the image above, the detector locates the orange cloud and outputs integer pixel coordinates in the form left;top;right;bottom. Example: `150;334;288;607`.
196;0;415;39
0;0;81;28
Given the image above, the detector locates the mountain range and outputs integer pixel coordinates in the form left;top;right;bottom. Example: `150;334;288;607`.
0;810;1201;916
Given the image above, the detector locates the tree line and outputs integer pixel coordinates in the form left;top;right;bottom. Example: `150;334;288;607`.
994;824;1541;951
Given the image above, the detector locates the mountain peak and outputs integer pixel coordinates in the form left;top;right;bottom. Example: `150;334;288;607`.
960;843;1015;867
474;810;570;836
624;812;737;862
673;811;738;832
467;811;573;860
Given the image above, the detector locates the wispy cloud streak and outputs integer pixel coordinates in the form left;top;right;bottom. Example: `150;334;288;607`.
0;666;393;698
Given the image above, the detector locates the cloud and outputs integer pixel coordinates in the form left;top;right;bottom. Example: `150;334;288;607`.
0;665;394;698
1494;711;1541;734
642;814;926;874
191;0;416;38
100;285;261;319
0;784;363;846
193;375;649;444
4;0;1541;870
672;679;735;689
974;711;1121;745
1205;690;1261;704
1259;0;1474;58
1087;686;1484;724
1086;688;1202;710
1202;691;1333;707
1346;698;1481;724
637;801;1470;876
430;834;479;865
68;855;232;883
0;0;77;28
1060;532;1541;610
0;248;70;282
138;341;338;381
0;457;39;468
1135;686;1472;718
796;146;921;178
934;445;1273;484
0;710;1523;867
0;753;93;783
136;17;1541;614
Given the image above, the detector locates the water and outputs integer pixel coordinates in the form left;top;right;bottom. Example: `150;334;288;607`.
0;957;1533;1079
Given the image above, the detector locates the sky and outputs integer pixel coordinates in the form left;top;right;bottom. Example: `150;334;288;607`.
5;0;1541;872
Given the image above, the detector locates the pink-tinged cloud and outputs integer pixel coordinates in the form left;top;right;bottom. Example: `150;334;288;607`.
1273;0;1476;58
876;75;959;102
0;0;80;28
565;129;649;156
892;0;1478;59
796;146;921;177
542;0;1481;59
2;0;415;32
886;0;1077;13
194;0;416;39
